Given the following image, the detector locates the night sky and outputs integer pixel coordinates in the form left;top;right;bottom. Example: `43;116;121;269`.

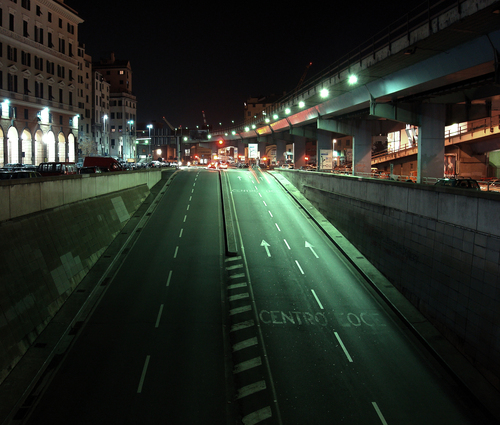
66;0;424;129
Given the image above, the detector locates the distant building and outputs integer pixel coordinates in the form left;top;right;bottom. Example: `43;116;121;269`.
93;53;137;160
0;0;83;165
244;94;284;124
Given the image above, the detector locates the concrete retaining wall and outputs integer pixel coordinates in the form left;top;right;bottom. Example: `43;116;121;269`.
0;184;150;383
277;169;500;390
0;169;161;222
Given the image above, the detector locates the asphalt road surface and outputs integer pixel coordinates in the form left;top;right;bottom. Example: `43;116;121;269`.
21;168;234;425
225;166;496;425
13;166;497;425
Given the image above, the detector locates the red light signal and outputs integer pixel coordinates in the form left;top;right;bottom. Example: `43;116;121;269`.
218;139;224;145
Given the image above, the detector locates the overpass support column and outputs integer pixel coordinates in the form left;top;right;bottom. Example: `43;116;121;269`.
418;104;446;183
293;136;306;169
237;141;245;162
258;141;267;164
316;130;332;171
275;139;286;165
351;121;372;175
317;118;372;175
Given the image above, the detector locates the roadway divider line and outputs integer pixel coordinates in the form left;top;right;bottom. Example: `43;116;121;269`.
137;355;151;393
311;289;324;310
236;380;267;400
372;402;389;425
335;332;353;363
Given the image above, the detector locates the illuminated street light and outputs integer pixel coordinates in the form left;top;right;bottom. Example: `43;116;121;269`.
299;101;305;108
285;108;291;114
348;74;358;84
320;88;329;98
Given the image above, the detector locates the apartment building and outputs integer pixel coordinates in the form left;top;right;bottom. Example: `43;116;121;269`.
0;0;83;166
93;53;137;160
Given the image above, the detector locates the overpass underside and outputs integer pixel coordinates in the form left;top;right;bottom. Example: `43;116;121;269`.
209;0;500;181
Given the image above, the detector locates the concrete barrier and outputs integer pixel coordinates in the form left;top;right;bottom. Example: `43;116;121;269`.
0;184;151;384
0;169;161;222
276;169;500;391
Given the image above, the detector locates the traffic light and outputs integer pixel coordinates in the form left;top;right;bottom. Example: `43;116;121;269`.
218;139;224;146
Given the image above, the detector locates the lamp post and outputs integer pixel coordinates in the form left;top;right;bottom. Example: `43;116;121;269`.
147;124;153;160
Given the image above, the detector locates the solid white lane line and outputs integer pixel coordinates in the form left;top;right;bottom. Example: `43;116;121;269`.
311;289;324;309
295;260;304;274
166;270;172;286
372;402;388;425
335;332;353;362
137;355;151;393
268;211;273;218
155;304;164;328
179;229;183;238
275;223;281;232
284;239;291;250
174;246;179;258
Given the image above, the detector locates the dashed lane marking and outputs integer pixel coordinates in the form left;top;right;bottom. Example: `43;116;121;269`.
229;273;245;280
234;357;262;374
236;380;267;399
242;406;273;425
230;320;255;332
230;305;252;316
228;282;248;290
229;293;250;302
233;337;258;352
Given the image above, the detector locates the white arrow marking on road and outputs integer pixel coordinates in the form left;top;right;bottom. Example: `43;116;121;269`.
305;241;319;258
261;240;271;257
238;176;242;180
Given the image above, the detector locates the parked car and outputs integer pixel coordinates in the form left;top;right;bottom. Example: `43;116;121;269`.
2;163;23;170
79;166;102;174
0;170;41;179
83;156;123;172
434;178;481;190
38;162;77;176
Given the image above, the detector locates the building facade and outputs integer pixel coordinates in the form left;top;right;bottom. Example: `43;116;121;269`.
0;0;83;166
93;53;137;160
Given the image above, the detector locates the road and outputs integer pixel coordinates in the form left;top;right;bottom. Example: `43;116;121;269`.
225;166;496;424
12;166;497;425
21;168;235;425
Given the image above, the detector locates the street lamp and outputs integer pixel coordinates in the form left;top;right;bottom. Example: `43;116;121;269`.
147;124;153;159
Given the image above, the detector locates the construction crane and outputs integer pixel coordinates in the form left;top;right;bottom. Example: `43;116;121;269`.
294;62;312;95
162;116;175;131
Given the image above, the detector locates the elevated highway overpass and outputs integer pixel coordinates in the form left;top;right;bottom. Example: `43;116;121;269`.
201;0;500;182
